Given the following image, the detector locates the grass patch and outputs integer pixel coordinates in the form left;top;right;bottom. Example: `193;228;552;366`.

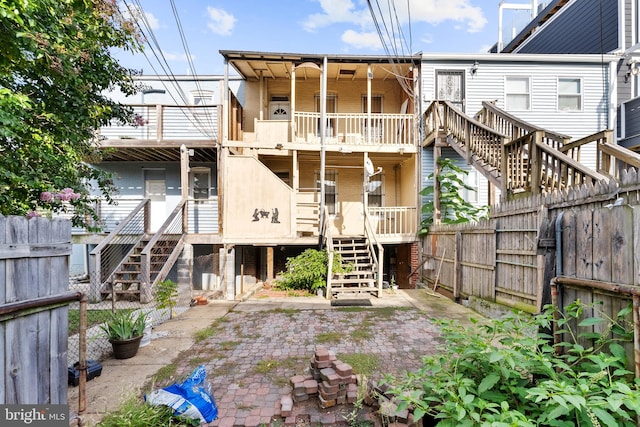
97;393;199;427
68;309;133;335
255;359;280;374
188;357;209;367
218;341;241;351
335;307;369;313
316;331;343;344
338;353;379;377
350;328;373;342
193;320;225;342
149;363;178;388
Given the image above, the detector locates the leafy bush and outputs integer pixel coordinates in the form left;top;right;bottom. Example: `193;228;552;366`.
419;158;488;235
275;249;347;292
383;301;640;426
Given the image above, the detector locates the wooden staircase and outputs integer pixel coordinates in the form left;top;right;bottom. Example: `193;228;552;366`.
329;237;380;297
422;100;634;199
100;237;174;302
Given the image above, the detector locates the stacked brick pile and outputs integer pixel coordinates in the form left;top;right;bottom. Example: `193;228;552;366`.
280;346;358;417
278;346;419;426
363;380;419;426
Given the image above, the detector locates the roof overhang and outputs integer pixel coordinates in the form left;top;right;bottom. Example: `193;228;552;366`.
219;50;421;81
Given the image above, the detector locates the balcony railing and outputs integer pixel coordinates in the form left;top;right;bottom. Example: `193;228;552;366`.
367;207;418;236
99;105;219;141
70;197;219;236
292;112;413;145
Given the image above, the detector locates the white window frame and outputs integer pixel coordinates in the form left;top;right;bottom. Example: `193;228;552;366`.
557;77;583;112
366;173;384;208
190;90;214;129
505;76;531;111
315;169;338;216
190;167;211;200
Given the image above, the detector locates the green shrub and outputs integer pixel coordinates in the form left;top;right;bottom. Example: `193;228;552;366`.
275;249;347;292
383;301;640;426
419;158;488;235
155;279;179;318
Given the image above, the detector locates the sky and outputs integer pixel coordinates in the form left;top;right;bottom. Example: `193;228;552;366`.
115;0;543;76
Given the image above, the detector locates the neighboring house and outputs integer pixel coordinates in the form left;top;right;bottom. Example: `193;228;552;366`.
74;74;232;295
495;0;640;150
420;52;617;206
81;51;423;301
219;51;422;294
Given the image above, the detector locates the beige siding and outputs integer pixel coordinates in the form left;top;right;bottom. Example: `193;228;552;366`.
224;155;292;240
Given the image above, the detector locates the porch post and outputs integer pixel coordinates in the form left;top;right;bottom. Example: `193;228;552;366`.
180;144;189;232
291;65;296;142
318;56;327;249
367;64;372;144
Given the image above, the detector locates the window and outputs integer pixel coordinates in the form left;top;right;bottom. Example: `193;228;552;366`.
190;91;214;128
367;173;384;208
362;94;383;113
505;77;530;110
558;78;582;111
462;169;478;204
315;170;337;215
191;167;210;200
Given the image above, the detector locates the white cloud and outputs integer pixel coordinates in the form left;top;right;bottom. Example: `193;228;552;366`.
303;0;371;32
341;30;382;50
420;33;434;45
206;7;236;36
163;51;196;62
303;0;487;36
410;0;487;33
145;12;159;30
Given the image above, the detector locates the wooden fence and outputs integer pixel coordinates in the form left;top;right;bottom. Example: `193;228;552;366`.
422;169;640;372
0;215;75;404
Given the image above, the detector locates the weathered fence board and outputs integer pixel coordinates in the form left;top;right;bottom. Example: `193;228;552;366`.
1;215;71;404
421;169;640;371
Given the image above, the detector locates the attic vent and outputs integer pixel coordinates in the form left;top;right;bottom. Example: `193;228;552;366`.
339;69;356;76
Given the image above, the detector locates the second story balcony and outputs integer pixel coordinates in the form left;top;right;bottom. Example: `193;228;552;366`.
221;50;420;151
99;104;220;144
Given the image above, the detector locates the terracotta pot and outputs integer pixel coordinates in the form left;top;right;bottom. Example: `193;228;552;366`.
110;335;143;359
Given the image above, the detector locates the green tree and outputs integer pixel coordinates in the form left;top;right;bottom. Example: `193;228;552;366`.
419;158;488;235
0;0;142;229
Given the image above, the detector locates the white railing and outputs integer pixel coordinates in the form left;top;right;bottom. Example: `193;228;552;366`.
99;105;218;141
187;198;219;234
71;197;219;236
367;206;417;236
293;112;413;145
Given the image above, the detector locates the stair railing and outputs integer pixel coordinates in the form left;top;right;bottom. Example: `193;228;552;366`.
88;199;150;303
503;130;607;195
139;200;187;303
476;101;572;153
364;210;384;294
559;130;640;179
323;206;334;298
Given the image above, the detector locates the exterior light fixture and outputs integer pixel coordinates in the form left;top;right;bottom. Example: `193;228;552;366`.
471;61;479;75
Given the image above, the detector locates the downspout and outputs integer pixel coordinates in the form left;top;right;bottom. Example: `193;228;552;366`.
554;211;564;313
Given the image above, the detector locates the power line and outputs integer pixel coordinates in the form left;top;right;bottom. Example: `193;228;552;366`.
119;0;217;139
169;0;217;134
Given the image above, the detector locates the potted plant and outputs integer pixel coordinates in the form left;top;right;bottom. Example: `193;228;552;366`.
100;311;147;359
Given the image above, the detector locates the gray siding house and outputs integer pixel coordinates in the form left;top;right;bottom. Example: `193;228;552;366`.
420;52;616;207
496;0;640;151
